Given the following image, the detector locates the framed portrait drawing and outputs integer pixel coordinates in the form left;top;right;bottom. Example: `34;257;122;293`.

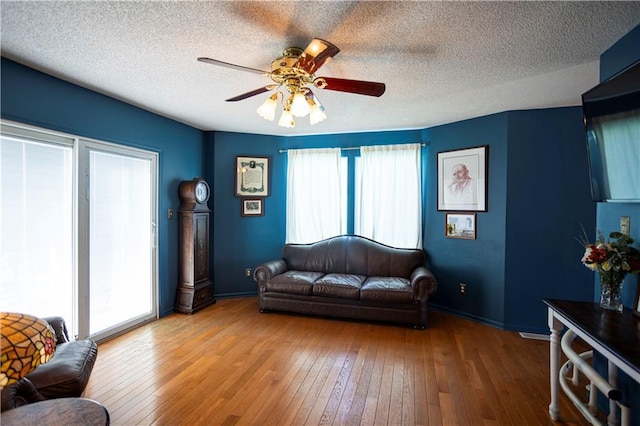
445;213;476;239
241;198;264;217
236;156;269;197
437;146;488;211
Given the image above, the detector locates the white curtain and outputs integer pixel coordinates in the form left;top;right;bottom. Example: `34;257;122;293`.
356;143;422;249
286;148;343;243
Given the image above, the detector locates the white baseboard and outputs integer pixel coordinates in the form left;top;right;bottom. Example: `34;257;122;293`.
519;332;550;341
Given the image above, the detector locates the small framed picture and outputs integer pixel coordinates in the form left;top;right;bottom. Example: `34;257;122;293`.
634;276;640;318
236;156;269;197
445;213;476;239
241;198;264;217
437;145;488;211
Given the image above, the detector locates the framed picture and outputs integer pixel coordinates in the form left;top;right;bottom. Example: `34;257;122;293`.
241;198;264;217
437;145;488;211
445;213;476;239
634;276;640;318
236;156;269;197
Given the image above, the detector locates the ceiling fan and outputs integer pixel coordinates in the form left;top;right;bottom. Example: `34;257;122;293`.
197;38;386;128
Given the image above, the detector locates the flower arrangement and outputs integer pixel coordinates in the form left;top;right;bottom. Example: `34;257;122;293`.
580;230;640;311
580;231;640;275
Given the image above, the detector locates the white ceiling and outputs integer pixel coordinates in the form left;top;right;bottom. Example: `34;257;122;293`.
2;1;640;136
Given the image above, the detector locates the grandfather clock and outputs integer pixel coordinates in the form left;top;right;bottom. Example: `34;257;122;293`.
175;178;216;314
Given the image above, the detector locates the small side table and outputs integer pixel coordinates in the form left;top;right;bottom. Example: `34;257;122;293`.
545;299;640;424
1;397;109;425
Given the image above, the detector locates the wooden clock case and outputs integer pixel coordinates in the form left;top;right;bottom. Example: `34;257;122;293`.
174;178;216;314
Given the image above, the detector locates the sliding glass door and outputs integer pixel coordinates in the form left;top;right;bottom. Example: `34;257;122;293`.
1;121;158;341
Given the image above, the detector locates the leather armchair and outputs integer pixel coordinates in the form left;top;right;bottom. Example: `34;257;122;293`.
1;316;98;411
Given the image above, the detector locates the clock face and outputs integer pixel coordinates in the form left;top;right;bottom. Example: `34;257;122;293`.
195;181;209;203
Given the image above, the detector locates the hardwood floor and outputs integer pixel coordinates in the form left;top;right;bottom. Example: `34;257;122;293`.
84;297;588;425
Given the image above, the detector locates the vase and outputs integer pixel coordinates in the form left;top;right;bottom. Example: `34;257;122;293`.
598;270;626;312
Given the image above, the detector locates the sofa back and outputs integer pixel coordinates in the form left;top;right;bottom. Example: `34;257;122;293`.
282;235;425;278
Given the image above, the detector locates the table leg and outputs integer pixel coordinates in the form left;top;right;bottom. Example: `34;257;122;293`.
548;309;562;421
608;360;619;426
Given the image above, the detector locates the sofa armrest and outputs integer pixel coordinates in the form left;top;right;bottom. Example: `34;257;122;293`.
43;316;71;344
410;267;437;300
0;377;45;412
254;260;288;288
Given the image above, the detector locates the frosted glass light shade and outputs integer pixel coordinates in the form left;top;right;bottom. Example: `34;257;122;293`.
256;95;278;121
278;110;295;128
291;93;311;117
309;104;327;125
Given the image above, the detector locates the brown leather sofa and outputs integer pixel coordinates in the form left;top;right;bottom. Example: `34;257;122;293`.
1;316;98;411
254;235;437;329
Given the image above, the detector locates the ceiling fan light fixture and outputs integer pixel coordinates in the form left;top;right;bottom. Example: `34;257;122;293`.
307;97;327;125
308;39;325;55
309;104;327;125
256;93;278;121
290;92;311;117
278;108;295;128
200;38;383;129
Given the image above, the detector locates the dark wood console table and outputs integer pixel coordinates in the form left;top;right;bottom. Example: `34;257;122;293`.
545;299;640;424
0;397;110;425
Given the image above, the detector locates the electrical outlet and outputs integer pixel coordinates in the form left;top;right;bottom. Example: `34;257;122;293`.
459;283;467;295
620;216;630;236
245;267;252;278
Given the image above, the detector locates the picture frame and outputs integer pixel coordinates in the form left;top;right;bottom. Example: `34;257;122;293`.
445;213;476;239
634;276;640;318
241;198;264;217
236;156;269;197
437;145;488;211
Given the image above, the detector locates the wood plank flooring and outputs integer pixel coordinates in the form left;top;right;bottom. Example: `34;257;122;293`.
84;297;588;425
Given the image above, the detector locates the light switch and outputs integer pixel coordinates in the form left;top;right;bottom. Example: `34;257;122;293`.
620;216;630;236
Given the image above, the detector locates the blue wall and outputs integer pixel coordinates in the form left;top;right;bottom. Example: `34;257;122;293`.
504;108;595;330
1;58;205;317
425;113;509;328
421;109;595;333
206;131;284;297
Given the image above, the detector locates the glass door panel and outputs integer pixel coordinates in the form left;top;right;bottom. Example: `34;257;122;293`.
0;134;75;332
86;147;156;338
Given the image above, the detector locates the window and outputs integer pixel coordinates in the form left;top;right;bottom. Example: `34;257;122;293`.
356;143;422;248
286;144;422;248
286;148;345;243
591;110;640;200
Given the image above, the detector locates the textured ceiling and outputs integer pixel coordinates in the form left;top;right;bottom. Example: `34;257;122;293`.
2;1;640;136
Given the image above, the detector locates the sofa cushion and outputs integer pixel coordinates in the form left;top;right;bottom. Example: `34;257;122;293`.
282;235;426;278
360;277;414;304
312;273;366;300
266;270;325;296
26;339;98;399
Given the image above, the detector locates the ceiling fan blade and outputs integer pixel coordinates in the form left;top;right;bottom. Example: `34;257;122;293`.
225;85;277;102
197;57;269;75
294;39;340;74
316;77;386;97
